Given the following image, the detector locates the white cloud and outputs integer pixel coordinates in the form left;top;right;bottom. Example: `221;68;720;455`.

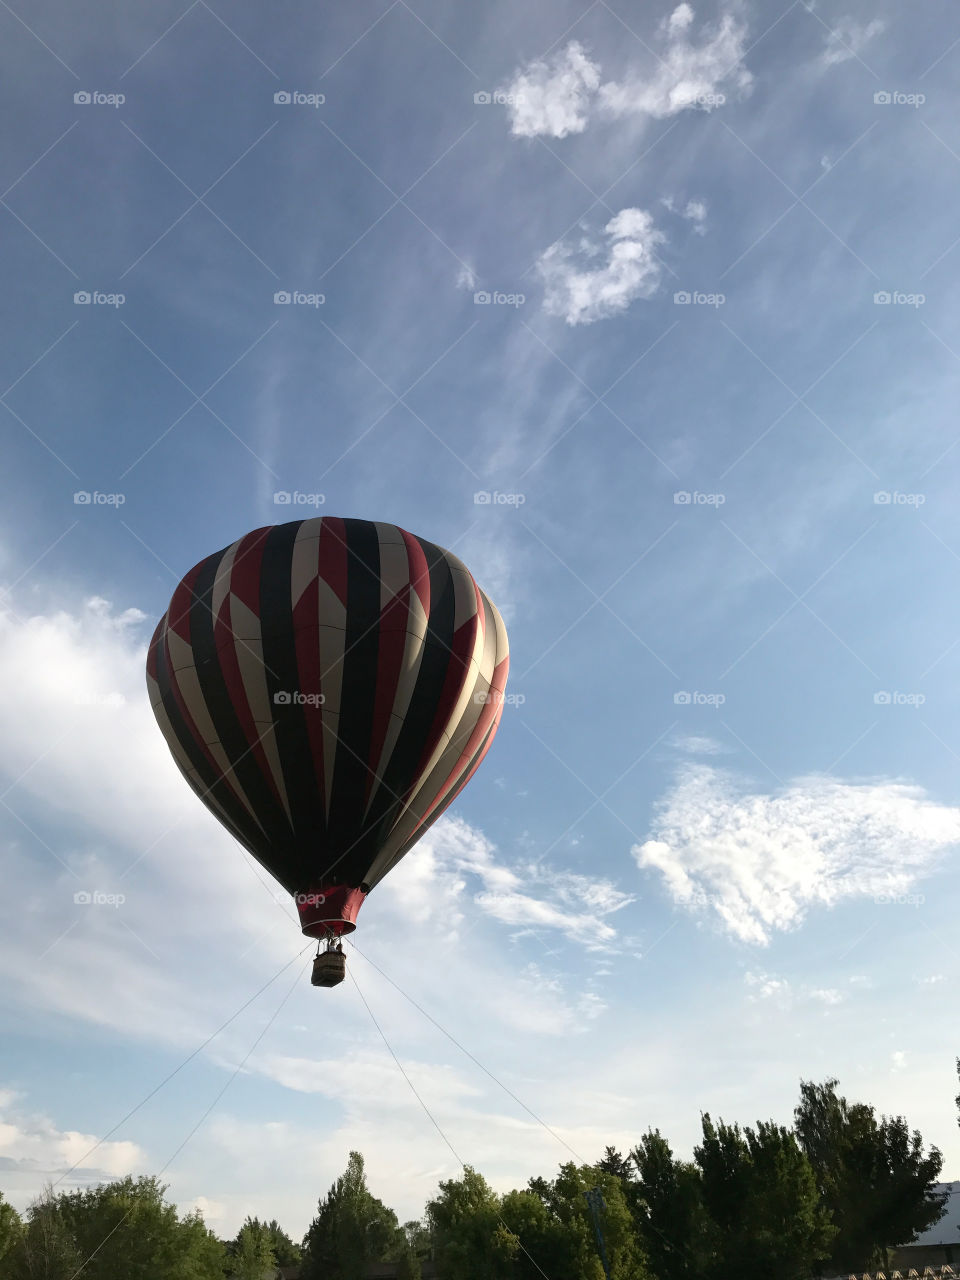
744;971;843;1009
819;17;885;67
0;1088;143;1196
455;263;477;290
672;733;731;756
501;8;751;139
503;41;601;139
538;207;666;325
634;765;960;944
598;9;751;119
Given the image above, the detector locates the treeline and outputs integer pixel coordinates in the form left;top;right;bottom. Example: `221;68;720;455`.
0;1077;950;1280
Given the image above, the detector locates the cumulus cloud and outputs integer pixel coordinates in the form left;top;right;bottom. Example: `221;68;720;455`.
634;765;960;944
538;207;666;325
500;7;751;139
0;1089;143;1196
504;41;601;139
819;17;885;67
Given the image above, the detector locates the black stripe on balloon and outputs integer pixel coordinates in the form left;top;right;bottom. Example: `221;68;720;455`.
187;542;297;885
323;517;383;885
153;564;265;857
361;536;457;862
257;519;322;888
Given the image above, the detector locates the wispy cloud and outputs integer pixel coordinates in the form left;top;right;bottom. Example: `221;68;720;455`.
634;765;960;944
819;16;885;68
501;7;751;140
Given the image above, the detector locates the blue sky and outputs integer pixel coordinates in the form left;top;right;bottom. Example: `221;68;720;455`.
3;0;960;1240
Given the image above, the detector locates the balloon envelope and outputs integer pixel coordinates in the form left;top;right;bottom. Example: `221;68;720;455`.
146;518;509;937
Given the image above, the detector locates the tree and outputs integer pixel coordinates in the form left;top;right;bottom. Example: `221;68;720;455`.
499;1163;651;1280
5;1178;223;1280
0;1192;23;1264
262;1219;300;1267
227;1217;276;1279
598;1147;634;1182
795;1077;946;1271
695;1113;835;1280
426;1166;514;1280
301;1151;406;1280
630;1129;715;1280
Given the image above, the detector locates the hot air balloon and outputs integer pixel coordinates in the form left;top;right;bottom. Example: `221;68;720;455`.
146;518;509;986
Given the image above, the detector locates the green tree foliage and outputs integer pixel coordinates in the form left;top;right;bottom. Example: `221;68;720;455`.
794;1077;946;1272
0;1192;23;1264
226;1217;276;1279
695;1114;835;1280
426;1166;514;1280
505;1162;651;1280
630;1129;716;1280
300;1150;406;1280
224;1216;299;1274
4;1177;224;1280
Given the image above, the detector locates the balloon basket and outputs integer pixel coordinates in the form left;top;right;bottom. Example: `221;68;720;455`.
311;943;346;988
